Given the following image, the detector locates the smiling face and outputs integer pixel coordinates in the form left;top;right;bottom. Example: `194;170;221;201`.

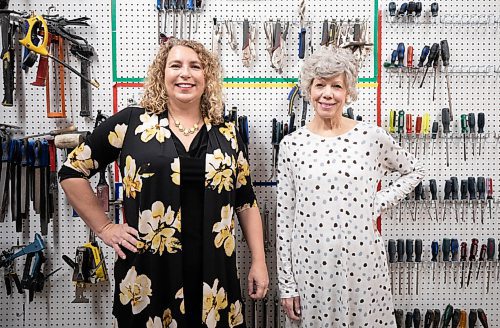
309;74;349;120
164;45;206;108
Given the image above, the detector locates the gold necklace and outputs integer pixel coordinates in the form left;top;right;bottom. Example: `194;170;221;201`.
169;113;202;136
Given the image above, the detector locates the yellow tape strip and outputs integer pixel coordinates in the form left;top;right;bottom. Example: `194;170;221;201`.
223;82;378;89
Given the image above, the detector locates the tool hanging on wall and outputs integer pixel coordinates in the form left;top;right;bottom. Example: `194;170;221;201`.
242;18;256;67
298;0;306;59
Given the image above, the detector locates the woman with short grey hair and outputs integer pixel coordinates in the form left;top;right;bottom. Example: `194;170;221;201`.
276;48;426;327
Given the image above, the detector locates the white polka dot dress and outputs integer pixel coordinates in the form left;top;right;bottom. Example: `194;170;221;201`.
276;122;426;328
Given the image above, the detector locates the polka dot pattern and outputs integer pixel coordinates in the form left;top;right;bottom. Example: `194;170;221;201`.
276;122;426;327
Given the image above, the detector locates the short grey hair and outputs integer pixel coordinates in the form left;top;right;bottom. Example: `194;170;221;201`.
299;48;359;103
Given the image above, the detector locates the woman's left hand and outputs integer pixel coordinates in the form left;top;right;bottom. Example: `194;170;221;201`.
247;259;269;300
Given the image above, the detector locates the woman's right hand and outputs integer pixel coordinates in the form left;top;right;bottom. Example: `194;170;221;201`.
97;222;139;259
281;296;301;321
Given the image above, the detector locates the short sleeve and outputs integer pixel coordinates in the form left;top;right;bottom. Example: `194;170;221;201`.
234;128;257;213
58;107;133;182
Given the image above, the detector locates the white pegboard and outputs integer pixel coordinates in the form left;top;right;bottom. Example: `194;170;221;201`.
1;0;499;327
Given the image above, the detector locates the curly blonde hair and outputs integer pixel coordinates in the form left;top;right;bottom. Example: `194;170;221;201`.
140;38;224;125
299;48;359;104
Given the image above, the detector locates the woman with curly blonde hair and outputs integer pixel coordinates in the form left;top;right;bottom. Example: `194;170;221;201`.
59;38;268;327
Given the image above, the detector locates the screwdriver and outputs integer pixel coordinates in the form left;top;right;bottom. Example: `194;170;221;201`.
389;2;397;17
476;244;486;281
407;45;414;105
389;110;397;134
419;43;439;88
442;180;452;221
486;177;493;221
460;114;468;161
477;177;486;224
421;113;430;155
395;309;404;328
406;113;413;153
441;40;453;120
388;239;396;294
442;108;451;167
433;309;441;328
429;179;438;221
431;2;439;18
468;177;477;223
412;45;430;86
459;310;467;328
415;2;422;19
432;48;439;101
407;1;416;21
414;239;422;295
486;238;495;293
452;309;461;328
431;240;439;282
467;238;479;287
478;309;488;328
405;312;413;328
424;310;434;328
451;177;459;222
397;239;405;295
430;121;439;156
469;309;477;328
451;238;459;283
406;239;414;294
413;308;421;328
397;42;405;88
398;3;408;21
468;113;476;156
398;110;405;147
442;238;451;283
477;112;485;156
442;304;453;328
414;115;422;157
413;182;423;221
460;242;467;288
460;179;468;222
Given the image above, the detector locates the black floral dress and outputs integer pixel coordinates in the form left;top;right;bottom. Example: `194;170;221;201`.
59;106;257;328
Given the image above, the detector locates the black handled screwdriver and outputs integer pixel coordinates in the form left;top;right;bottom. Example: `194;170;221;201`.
413;308;421;328
430;121;439;156
389;2;397;16
440;40;452;120
415;2;422;18
388;239;396;294
431;240;439;282
486;238;495;293
442;304;454;328
433;309;441;328
478;112;485;156
486;177;493;221
451;177;459;222
442;180;452;221
469;309;478;328
419;43;439;88
442;108;451;167
477;177;486;224
451;238;459;283
424;309;434;328
467;238;479;286
398;3;408;18
452;309;461;328
397;239;405;295
431;2;439;17
405;312;413;328
460;114;468;161
413;45;430;86
442;238;451;283
413;182;423;221
397;43;405;88
468;177;477;223
429;179;438;221
415;239;422;295
476;244;487;281
468;113;476;156
395;309;404;328
460;242;467;288
478;309;488;328
460;179;468;222
406;239;414;294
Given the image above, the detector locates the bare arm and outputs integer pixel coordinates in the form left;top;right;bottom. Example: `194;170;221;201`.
61;178;138;259
238;206;269;300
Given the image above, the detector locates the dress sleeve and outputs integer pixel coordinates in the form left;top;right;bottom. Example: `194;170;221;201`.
58;107;133;182
374;128;427;214
276;139;299;298
234;128;258;213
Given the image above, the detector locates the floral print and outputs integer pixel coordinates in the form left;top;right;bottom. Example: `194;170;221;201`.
122;155;154;199
175;288;185;314
64;143;99;176
135;111;171;143
236;151;250;189
228;301;244;328
146;309;177;328
219;122;238;150
171;158;180;186
138;201;181;255
212;204;235;257
119;266;152;315
108;123;128;148
202;279;228;328
206;149;235;193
